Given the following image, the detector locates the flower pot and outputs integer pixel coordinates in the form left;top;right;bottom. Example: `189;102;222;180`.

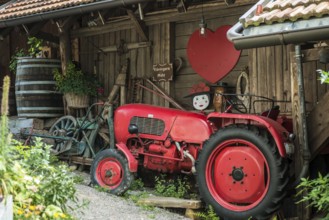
0;195;13;220
64;93;90;108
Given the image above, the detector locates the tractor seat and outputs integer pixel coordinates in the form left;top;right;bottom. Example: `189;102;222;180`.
261;105;280;120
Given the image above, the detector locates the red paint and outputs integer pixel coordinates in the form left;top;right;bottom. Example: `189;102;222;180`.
206;139;269;211
207;112;289;157
114;104;212;144
187;25;241;83
96;158;123;189
116;143;138;172
113;103;290;176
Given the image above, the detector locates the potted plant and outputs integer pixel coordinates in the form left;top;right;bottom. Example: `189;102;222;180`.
54;62;99;108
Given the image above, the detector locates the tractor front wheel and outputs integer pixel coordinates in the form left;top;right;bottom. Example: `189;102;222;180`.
91;149;134;195
196;126;289;220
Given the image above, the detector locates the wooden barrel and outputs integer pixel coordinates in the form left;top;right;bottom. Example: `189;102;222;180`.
15;58;64;118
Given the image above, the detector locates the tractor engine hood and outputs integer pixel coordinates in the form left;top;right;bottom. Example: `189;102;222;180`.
114;104;212;144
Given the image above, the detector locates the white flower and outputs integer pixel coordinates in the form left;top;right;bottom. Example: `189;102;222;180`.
23;175;33;182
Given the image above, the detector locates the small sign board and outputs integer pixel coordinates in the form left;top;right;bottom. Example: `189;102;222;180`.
152;63;173;82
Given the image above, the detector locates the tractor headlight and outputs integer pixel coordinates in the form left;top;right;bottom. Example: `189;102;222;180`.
284;142;295;156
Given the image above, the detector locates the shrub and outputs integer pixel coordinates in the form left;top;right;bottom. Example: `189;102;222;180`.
195;205;220;220
1;76;80;219
296;173;329;219
154;174;190;199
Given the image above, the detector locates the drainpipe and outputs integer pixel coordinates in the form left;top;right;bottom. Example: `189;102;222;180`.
293;45;311;187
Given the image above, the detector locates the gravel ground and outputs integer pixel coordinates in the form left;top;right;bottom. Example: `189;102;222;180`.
68;171;191;220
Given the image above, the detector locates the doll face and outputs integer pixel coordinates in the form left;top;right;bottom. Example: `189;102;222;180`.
193;94;210;110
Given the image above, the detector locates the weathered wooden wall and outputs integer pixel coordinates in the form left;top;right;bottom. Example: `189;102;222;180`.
76;2;254;109
248;45;293;114
174;5;251;109
79;22;173;106
249;46;329;115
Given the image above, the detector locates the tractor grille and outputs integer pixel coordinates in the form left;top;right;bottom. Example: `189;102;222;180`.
130;116;165;136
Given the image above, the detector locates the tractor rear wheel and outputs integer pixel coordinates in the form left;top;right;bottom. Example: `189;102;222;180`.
196;125;289;220
91;149;134;195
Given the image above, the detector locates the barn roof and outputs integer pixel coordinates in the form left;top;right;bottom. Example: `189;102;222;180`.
227;0;329;49
0;0;147;28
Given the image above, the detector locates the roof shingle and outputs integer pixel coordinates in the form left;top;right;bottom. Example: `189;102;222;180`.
0;0;95;21
242;0;329;28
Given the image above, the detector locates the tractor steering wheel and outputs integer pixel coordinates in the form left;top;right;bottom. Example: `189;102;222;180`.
224;94;248;113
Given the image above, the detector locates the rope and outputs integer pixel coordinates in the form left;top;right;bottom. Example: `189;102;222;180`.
236;71;250;108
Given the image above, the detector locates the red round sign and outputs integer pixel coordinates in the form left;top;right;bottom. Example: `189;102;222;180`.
187;25;241;84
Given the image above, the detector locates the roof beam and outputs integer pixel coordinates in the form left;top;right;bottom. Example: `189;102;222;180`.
126;9;148;41
56;16;79;33
28;21;47;36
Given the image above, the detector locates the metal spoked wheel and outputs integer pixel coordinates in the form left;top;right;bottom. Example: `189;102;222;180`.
196;125;289;220
49;115;77;154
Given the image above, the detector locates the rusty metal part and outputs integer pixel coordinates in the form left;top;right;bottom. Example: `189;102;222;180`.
136;79;185;110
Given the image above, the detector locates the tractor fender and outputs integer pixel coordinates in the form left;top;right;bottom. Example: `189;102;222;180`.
207;112;289;157
115;143;138;172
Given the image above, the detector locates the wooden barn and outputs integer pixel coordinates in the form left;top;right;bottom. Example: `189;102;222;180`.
0;0;328;219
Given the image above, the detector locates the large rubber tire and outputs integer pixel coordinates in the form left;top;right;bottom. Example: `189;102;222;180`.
91;149;134;195
196;125;289;220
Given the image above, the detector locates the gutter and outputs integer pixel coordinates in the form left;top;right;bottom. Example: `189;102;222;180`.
0;0;148;28
228;24;329;50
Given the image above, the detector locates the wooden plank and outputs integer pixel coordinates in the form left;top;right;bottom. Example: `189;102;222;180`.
70;156;93;166
71;4;254;38
316;61;327;100
99;41;151;53
137;196;202;209
302;48;320;62
275;45;284;102
152;23;160;105
109;32;116;95
307;90;329;158
283;45;293;114
130;30;138;79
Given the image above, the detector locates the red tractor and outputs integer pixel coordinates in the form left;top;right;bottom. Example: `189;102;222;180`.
91;96;294;220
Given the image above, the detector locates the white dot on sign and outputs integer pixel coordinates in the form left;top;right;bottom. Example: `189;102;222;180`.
148;114;153;118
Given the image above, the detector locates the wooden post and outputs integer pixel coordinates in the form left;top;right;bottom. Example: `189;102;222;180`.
59;31;72;74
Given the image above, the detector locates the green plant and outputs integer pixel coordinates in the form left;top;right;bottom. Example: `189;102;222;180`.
154;174;190;199
54;62;99;96
27;37;43;57
317;69;329;84
296;173;329;219
9;49;28;73
9;37;43;74
1;78;81;219
13;140;79;210
130;178;144;190
195;205;220;220
0;76;23;198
